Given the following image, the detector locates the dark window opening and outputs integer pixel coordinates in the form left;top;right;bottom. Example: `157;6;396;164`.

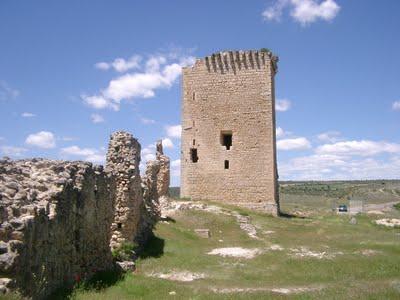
117;223;122;229
192;92;196;100
193;139;196;145
224;160;229;169
221;132;232;150
190;148;198;163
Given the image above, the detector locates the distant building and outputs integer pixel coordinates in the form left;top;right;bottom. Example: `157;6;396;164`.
180;49;280;215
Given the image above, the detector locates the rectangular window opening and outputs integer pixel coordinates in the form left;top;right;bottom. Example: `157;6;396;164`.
193;139;196;146
224;160;229;169
190;148;198;163
221;131;232;150
117;223;122;229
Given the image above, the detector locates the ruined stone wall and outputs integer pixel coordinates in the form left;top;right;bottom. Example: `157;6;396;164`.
181;50;280;215
0;158;113;298
106;131;143;249
137;140;170;244
155;141;170;207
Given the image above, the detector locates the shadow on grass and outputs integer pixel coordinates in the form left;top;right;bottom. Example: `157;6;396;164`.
48;269;124;300
279;211;307;219
160;216;176;223
138;235;165;259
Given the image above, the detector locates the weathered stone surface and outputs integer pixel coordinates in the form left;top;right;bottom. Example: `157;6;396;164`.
116;260;136;272
181;49;280;215
136;140;170;244
194;229;211;238
0;158;114;298
155;140;170;202
106;131;143;249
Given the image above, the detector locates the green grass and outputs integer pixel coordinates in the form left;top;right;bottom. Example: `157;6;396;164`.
63;196;400;300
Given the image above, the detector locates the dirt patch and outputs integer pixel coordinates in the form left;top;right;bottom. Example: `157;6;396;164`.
290;247;341;259
148;270;206;282
367;210;385;215
208;247;262;259
358;249;381;256
210;285;323;294
375;218;400;228
269;244;284;251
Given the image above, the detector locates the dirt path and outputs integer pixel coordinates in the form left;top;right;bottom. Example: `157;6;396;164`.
364;201;399;212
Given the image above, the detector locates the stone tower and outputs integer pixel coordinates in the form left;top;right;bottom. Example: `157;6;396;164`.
180;49;280;215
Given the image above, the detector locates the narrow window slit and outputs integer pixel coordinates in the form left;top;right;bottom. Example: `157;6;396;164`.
190;148;198;163
224;160;229;169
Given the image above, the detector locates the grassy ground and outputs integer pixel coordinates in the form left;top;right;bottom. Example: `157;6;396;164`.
63;195;400;299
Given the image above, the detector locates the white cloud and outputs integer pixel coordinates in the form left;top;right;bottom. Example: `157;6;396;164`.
60;146;105;164
165;124;181;139
82;94;119;111
95;55;141;72
0;80;19;101
91;113;104;124
276;99;291;111
25;131;56;149
316;140;400;157
277;137;311;150
83;52;195;111
317;131;341;143
21;112;36;118
276;127;285;138
142;146;156;162
262;0;288;21
162;138;174;149
279;154;400;180
0;145;28;157
392;101;400;111
140;117;156;125
263;0;340;25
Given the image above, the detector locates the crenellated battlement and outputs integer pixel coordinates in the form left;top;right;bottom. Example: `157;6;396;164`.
187;49;278;74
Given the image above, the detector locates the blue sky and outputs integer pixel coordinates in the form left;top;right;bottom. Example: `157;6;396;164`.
1;0;399;185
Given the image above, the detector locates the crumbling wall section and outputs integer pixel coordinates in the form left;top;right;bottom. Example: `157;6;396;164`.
0;158;114;298
106;131;143;249
137;140;170;244
155;140;170;208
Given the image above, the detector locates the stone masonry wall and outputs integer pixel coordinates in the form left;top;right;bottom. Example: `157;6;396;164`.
106;131;143;249
155;140;170;208
137;140;170;244
0;158;114;298
181;50;280;215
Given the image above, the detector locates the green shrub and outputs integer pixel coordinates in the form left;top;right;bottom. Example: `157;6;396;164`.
112;242;137;261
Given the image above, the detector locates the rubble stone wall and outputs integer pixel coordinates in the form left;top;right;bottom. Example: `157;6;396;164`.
0;158;114;298
106;132;143;249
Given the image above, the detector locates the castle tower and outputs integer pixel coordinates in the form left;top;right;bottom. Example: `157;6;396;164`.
180;49;280;215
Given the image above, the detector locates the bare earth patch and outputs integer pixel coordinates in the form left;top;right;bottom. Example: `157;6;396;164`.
207;247;262;259
269;244;284;251
375;218;400;228
290;247;342;259
358;249;382;256
148;271;206;282
367;210;385;215
210;285;323;294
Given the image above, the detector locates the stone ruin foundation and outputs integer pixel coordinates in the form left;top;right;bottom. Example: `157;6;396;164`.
0;131;171;298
